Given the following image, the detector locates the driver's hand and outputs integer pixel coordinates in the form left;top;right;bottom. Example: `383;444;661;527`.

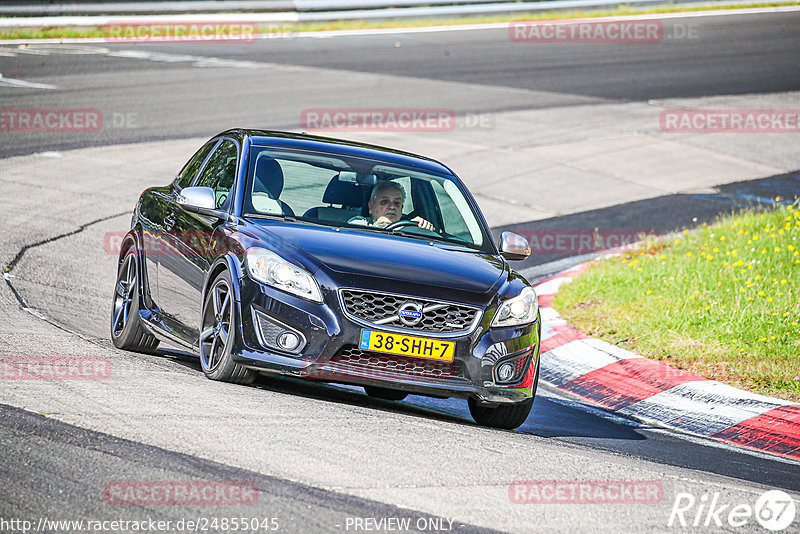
375;216;393;228
411;216;434;231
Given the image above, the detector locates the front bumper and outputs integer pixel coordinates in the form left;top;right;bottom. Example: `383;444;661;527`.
230;277;541;405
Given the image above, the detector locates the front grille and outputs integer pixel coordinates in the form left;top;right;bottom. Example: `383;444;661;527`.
340;289;481;334
328;346;466;380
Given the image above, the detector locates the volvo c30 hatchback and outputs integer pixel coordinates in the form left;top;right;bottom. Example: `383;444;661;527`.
111;129;540;429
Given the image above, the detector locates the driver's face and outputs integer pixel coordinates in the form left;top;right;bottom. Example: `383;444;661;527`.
369;189;403;222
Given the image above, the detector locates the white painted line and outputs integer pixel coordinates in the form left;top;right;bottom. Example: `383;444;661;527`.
0;73;57;89
103;49;267;68
541;338;641;385
620;380;795;436
539;307;562;325
533;276;572;296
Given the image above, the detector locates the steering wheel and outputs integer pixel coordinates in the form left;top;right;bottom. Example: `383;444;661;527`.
386;220;420;231
386;219;448;238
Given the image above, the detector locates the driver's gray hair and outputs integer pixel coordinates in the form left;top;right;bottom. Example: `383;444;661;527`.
369;181;406;204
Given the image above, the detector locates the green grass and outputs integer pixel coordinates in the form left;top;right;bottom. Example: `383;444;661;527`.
2;2;799;40
553;199;800;402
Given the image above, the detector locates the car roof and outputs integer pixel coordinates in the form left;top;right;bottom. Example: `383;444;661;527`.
220;129;456;176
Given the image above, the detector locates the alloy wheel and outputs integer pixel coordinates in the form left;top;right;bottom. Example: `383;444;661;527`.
200;279;232;371
112;253;136;338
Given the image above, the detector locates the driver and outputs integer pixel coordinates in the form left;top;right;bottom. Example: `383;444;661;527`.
348;181;434;231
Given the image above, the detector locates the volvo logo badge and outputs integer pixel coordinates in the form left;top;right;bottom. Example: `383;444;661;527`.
398;302;423;326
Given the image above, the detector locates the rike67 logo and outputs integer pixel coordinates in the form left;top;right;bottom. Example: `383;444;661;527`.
668;490;796;531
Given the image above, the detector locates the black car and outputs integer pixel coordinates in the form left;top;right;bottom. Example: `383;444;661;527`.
111;129;540;429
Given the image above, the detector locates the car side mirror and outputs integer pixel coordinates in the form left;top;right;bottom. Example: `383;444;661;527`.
499;231;531;261
177;186;227;219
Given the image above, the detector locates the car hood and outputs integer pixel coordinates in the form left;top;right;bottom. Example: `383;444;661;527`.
249;222;506;294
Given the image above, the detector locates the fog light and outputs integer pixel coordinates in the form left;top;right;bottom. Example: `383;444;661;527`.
277;332;301;351
497;363;515;382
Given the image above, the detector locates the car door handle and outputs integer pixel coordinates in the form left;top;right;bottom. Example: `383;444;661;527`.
164;213;176;232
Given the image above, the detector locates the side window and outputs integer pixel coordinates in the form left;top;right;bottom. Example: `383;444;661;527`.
195;139;238;210
175;140;217;190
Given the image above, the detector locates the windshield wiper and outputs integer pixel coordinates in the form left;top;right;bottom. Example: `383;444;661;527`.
244;213;295;222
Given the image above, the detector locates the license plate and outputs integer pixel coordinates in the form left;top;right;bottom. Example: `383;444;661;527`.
359;330;454;362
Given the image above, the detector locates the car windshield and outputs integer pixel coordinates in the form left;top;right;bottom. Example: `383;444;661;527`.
243;146;493;253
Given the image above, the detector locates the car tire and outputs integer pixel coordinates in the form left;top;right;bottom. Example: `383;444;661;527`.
468;397;533;430
199;270;255;385
111;248;159;353
364;386;408;401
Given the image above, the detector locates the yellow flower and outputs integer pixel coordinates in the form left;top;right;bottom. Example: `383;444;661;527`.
767;297;774;302
781;279;788;284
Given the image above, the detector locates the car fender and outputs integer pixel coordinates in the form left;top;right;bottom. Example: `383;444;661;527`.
204;254;245;304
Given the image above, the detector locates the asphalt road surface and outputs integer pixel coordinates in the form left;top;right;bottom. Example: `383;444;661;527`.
1;9;799;534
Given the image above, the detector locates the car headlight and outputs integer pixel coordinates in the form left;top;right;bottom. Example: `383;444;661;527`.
245;248;322;303
491;286;538;327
